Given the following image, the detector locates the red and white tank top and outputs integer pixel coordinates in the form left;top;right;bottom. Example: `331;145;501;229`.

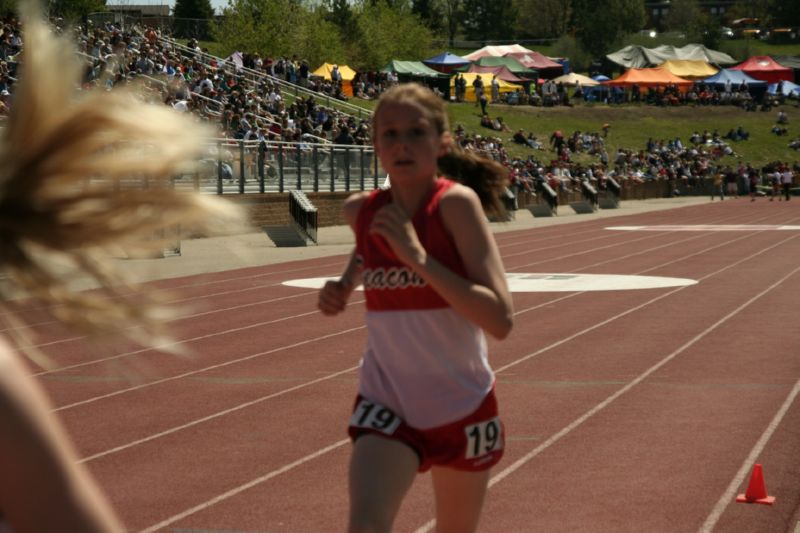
354;178;494;429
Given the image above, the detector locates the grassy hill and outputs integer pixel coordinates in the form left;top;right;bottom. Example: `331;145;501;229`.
450;101;799;166
353;97;799;168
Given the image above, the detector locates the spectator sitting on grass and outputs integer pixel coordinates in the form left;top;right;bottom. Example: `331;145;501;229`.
493;116;511;132
772;125;789;136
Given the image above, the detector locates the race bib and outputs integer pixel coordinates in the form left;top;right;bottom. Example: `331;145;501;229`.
350;399;401;436
464;417;503;459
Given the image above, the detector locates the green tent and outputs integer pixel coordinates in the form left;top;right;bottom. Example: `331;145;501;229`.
471;56;538;78
382;60;450;96
381;60;446;78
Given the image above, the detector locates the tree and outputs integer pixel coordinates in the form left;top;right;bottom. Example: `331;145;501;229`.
214;0;305;58
325;0;360;45
293;6;347;67
727;0;773;27
173;0;215;39
214;0;345;67
412;0;442;31
439;0;461;46
514;0;571;40
0;0;17;17
47;0;106;21
461;0;515;41
663;0;705;41
570;0;644;58
773;0;800;26
352;0;433;69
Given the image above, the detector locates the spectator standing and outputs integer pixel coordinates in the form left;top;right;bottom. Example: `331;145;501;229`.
781;166;793;200
491;75;500;102
479;91;488;115
472;75;484;107
770;167;782;201
711;172;724;201
333;124;355;178
748;170;760;201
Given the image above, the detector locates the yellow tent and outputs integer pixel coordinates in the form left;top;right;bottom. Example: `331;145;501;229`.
311;63;358;96
658;59;718;79
450;72;524;103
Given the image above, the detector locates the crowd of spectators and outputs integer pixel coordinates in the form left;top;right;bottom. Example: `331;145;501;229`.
0;15;795;195
63;21;384;149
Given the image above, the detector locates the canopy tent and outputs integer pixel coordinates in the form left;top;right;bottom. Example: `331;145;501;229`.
607;44;736;69
422;51;470;73
730;56;793;84
382;60;449;95
592;74;610;82
604;67;693;89
659;59;718;79
466;64;527;84
504;51;563;78
768;80;800;96
551;72;599;86
311;62;357;97
311;62;357;81
463;44;535;61
471;56;538;78
771;55;800;83
450;72;523;102
701;68;767;88
382;60;445;78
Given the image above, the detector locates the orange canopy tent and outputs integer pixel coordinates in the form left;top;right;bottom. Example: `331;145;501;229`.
603;67;693;90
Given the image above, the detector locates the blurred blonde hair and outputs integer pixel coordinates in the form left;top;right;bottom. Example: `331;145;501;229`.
0;5;246;361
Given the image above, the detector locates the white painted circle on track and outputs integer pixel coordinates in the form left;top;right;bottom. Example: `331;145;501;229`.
608;224;800;232
283;273;698;292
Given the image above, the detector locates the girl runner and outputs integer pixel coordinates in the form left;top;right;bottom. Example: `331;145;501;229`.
318;83;514;532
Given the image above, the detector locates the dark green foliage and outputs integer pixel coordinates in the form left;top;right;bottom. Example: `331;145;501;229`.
47;0;106;21
571;0;644;58
173;0;215;39
461;0;516;41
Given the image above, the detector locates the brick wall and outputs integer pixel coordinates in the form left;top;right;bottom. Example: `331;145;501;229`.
224;192;353;228
225;179;685;230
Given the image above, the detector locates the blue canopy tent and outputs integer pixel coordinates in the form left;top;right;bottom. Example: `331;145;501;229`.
701;68;768;99
583;74;611;102
422;51;471;73
768;80;800;96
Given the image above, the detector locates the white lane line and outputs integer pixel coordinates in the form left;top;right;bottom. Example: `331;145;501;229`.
63;229;795;461
413;262;800;533
38;298;365;378
54;326;365;411
131;215;795;532
1;258;347;333
609;225;800;232
699;378;800;533
79;366;358;463
137;439;350;533
124;235;796;533
29;289;318;351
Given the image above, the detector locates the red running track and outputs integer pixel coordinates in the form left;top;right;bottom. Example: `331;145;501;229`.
14;200;800;532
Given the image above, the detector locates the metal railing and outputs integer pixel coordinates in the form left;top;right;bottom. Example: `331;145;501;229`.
178;138;383;195
158;36;373;121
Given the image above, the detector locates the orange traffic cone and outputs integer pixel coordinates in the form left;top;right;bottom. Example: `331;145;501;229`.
736;464;775;505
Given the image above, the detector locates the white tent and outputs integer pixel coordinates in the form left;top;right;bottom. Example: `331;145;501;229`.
551;72;599;86
463;44;535;61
